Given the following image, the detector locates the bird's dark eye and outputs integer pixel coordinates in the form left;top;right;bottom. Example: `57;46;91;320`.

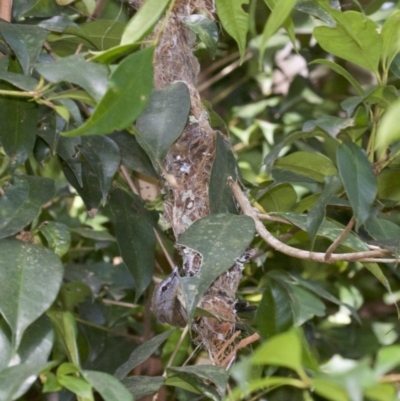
161;285;168;292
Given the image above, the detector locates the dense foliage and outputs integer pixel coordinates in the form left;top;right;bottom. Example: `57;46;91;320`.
1;0;400;400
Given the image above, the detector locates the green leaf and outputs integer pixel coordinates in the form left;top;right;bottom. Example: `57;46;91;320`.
136;82;191;164
290;285;326;325
374;345;400;377
121;0;171;45
57;375;93;400
0;176;55;239
35;54;109;101
115;329;174;379
309;59;363;96
0;96;38;168
0;57;38;91
215;0;249;63
363;263;392;294
47;311;80;366
378;169;400;202
381;10;400;70
313;10;381;75
82;370;133;401
0;21;48;75
0;363;49;401
78;20;125;50
364;383;397;401
121;376;165;399
0;240;63;347
312;377;349;401
63;46;154;137
337;142;377;226
209;132;240;214
376;99;400;158
39;221;71;257
184;15;219;58
109;189;156;301
177;214;255;320
167;365;229;400
278;212;369;251
58;282;92;311
0;320;12;370
109;131;157;177
79;135;121;202
258;0;297;64
17;315;54;365
256;279;293;337
252;329;306;378
56;136;82;186
307;175;342;246
274;151;337;182
364;217;400;240
258;183;297;212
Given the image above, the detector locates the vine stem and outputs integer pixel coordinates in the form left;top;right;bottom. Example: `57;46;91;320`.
228;178;394;264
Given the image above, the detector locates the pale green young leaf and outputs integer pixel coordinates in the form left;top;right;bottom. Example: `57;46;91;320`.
121;0;171;45
215;0;249;63
381;10;400;70
259;0;297;65
375;99;400;158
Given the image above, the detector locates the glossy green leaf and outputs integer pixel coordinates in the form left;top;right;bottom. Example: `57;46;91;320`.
337;142;377;226
79;135;121;202
78;20;125;50
115;329;174;379
57;375;93;399
209;132;240;214
258;183;297;212
291;285;326;325
17;315;54;365
35;54;109;101
274;151;337;182
0;21;48;75
63;46;154;137
121;0;171;45
252;329;306;378
82;370;133;401
256;279;293;338
56;136;83;186
364;217;400;240
0;363;48;401
294;0;336;25
39;221;71;257
307;175;342;246
122;376;165;399
61;157;103;213
136;82;190;163
381;10;400;70
109;131;157;177
184;15;219;58
215;0;249;62
177;214;255;320
0;176;55;239
376;100;400;158
109;189;156;301
258;0;297;64
0;57;38;91
313;10;381;75
47;311;80;366
0;96;38;168
0;240;63;347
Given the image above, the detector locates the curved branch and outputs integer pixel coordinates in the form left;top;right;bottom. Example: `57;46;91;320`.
228;178;393;264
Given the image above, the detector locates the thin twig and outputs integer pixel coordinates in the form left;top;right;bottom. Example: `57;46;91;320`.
102;298;139;308
228;178;393;264
220;333;260;368
325;217;355;262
